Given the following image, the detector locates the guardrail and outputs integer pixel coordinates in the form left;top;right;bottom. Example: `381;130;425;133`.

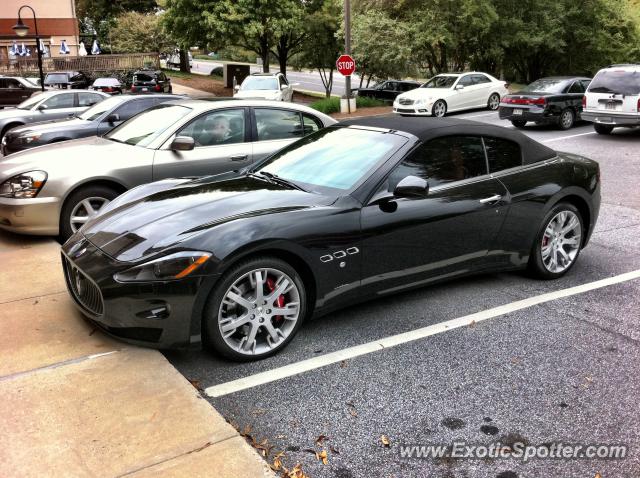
0;53;160;75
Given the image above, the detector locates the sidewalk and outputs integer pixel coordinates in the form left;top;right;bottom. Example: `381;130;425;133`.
0;232;274;478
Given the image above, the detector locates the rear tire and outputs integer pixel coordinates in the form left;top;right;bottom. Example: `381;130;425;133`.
487;93;500;110
558;108;575;130
203;256;307;361
511;119;527;128
59;185;120;242
594;123;614;135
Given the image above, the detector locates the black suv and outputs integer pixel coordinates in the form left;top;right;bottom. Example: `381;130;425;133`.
44;71;91;89
0;77;40;107
130;69;172;94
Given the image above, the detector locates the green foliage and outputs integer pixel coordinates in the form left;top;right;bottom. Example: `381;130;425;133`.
77;0;159;46
110;12;172;54
309;96;386;114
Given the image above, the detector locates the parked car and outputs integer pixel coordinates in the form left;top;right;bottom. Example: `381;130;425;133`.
166;50;193;69
1;94;183;155
499;76;592;130
44;71;91;89
0;89;107;141
393;72;508;117
90;78;123;95
0;77;41;108
59;115;601;359
581;63;640;135
130;69;172;94
234;73;298;102
0;100;335;239
354;80;422;102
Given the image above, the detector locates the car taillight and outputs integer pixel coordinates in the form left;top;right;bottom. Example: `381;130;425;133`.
637;98;640;112
154;84;162;92
131;86;137;92
582;96;586;108
104;87;113;92
531;97;546;106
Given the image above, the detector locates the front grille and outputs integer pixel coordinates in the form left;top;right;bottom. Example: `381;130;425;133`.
397;108;416;113
62;254;104;316
398;98;414;105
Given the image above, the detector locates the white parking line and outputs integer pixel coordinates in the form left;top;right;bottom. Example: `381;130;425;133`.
542;132;597;143
461;112;498;118
205;269;640;397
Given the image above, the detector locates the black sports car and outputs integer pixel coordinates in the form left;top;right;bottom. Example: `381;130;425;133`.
61;116;601;360
499;76;592;130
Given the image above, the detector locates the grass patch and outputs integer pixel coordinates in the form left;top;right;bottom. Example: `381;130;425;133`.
309;96;387;114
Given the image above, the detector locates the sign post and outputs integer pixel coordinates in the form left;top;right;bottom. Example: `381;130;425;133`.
341;0;354;113
336;54;356;113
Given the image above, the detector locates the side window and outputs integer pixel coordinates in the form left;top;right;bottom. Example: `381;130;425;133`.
0;79;7;88
484;137;522;173
178;108;246;147
111;100;153;122
78;92;102;107
384;136;487;192
4;79;21;88
255;108;303;141
472;74;491;84
580;80;591;91
568;81;585;94
458;75;474;87
302;113;322;135
42;93;75;109
386;82;399;91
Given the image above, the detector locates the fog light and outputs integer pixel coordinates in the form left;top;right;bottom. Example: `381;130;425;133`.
136;305;170;320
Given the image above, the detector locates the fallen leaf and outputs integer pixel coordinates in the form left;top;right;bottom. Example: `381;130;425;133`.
380;435;390;447
594;473;601;478
346;401;358;418
283;463;310;478
271;451;285;471
316;449;328;465
251;408;267;416
315;434;328;446
330;445;340;455
468;320;476;328
340;360;347;368
188;379;202;391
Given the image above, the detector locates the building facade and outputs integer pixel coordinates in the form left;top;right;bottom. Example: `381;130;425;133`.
0;0;80;61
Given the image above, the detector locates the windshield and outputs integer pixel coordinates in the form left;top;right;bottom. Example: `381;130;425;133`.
78;96;123;121
521;79;571;94
421;76;458;89
17;92;45;110
241;77;279;91
45;73;69;83
256;127;407;192
105;105;191;147
588;69;640;95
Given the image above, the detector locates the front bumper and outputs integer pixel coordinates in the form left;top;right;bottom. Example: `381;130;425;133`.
0;196;61;235
61;236;215;349
393;105;431;115
581;110;640;126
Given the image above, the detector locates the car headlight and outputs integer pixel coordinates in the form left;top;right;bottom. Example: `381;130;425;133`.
0;171;47;198
18;133;42;144
114;251;212;282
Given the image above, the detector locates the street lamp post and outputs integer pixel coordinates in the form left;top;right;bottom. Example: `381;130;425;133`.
12;5;45;92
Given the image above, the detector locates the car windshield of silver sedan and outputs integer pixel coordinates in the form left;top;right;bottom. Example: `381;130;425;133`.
105;104;191;147
421;76;458;89
17;93;45;110
78;96;122;121
256;127;406;192
521;79;571;94
241;77;279;90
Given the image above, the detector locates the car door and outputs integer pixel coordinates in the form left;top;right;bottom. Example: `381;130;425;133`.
471;74;494;107
278;75;293;102
251;107;308;162
35;92;77;121
451;75;475;110
152;107;252;180
360;135;509;294
566;80;586;116
0;78;32;106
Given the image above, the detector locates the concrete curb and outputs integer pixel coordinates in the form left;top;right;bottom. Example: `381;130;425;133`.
0;232;275;478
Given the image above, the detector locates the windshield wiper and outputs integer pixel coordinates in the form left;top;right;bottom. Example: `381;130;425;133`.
255;171;307;192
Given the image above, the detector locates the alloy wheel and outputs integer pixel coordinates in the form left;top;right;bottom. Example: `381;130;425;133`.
69;197;111;233
218;267;301;355
432;101;446;117
560;109;574;129
488;93;500;110
541;210;582;273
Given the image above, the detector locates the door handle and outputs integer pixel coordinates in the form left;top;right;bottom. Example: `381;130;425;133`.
479;194;502;204
231;154;248;161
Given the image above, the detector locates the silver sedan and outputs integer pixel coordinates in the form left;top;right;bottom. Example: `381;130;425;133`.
0;99;336;239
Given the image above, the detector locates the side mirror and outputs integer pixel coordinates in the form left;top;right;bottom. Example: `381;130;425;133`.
37;104;48;111
106;113;120;124
394;175;429;199
455;84;464;90
170;136;195;151
280;84;288;90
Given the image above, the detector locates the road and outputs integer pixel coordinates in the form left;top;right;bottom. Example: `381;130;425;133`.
190;59;361;96
165;113;640;477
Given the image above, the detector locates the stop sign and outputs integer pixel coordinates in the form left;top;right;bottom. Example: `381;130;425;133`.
336;54;356;76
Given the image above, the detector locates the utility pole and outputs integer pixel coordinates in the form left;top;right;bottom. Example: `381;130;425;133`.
344;0;351;113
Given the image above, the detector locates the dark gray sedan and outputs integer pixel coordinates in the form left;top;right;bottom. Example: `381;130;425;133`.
1;94;184;155
0;89;108;141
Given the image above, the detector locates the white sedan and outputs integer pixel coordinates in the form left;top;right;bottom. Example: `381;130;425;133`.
234;73;297;102
393;72;508;117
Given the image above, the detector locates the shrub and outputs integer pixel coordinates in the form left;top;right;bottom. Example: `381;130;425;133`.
309;96;387;114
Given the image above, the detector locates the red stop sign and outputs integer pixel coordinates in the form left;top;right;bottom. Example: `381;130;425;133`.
336;54;356;76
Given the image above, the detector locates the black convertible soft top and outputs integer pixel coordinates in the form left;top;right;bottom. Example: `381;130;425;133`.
338;115;557;165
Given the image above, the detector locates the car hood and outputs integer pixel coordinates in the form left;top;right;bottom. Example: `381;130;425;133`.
0;107;31;120
0;136;134;179
8;118;94;136
81;175;334;262
397;88;452;100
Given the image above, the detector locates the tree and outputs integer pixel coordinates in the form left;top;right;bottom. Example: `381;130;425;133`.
110;12;172;54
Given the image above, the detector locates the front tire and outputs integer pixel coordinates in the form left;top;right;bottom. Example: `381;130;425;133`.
528;202;583;279
432;100;447;117
203;256;307;361
59;185;119;241
594;123;614;135
487;93;500;110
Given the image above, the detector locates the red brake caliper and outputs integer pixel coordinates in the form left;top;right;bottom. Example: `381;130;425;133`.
266;277;285;323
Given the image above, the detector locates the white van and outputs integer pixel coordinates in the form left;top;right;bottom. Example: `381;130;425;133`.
582;64;640;134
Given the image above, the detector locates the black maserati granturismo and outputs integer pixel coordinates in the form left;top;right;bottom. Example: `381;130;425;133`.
62;116;601;360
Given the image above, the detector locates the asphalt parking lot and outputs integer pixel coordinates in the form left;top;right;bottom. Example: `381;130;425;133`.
165;112;640;477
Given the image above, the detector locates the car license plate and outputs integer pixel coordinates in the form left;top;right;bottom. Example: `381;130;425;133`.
513;109;523;115
142;87;148;92
605;102;616;110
